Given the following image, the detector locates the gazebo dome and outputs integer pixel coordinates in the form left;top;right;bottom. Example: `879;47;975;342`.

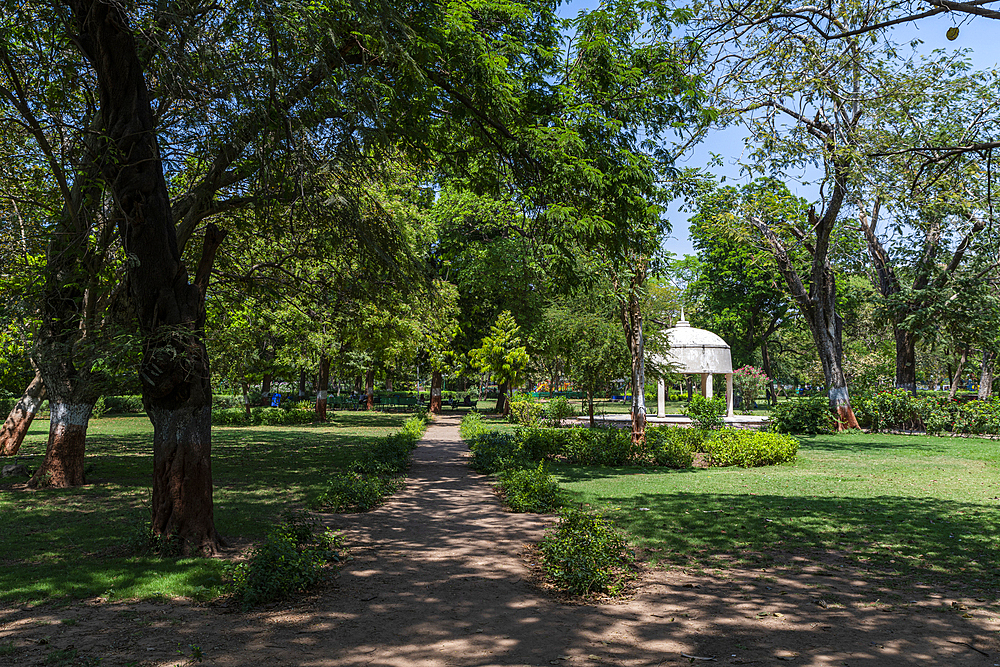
660;320;732;374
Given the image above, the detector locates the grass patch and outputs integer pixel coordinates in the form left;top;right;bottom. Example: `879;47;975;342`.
0;411;417;605
552;431;1000;594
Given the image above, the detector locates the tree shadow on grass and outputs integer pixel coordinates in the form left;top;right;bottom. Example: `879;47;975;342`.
577;489;1000;594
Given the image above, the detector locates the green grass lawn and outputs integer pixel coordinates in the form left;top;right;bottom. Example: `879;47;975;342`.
552;431;1000;594
0;411;413;605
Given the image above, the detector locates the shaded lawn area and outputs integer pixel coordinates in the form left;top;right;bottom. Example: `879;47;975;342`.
552;431;1000;595
0;412;412;605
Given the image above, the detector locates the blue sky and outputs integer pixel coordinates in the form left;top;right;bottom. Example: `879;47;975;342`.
558;0;1000;258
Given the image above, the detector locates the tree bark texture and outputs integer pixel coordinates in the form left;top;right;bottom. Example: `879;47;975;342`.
894;327;918;394
315;355;330;421
28;402;92;488
617;259;648;447
430;370;443;413
65;0;223;554
979;349;995;400
949;349;968;399
0;372;46;456
495;381;510;416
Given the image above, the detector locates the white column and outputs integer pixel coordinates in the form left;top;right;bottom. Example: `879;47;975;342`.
705;373;714;399
700;373;708;398
726;373;734;417
657;378;665;418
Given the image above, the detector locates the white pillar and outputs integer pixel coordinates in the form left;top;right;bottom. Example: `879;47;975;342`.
726;373;734;417
657;377;665;418
705;373;714;399
700;373;708;398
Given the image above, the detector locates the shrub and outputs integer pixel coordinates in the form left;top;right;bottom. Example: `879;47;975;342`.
920;396;954;436
769;396;835;434
459;411;487;440
225;510;343;609
495;462;562;513
860;388;921;432
704;429;799;467
562;427;634;466
644;426;698;468
211;406;317;426
539;509;635;596
310;471;404;512
91;396;108;419
517;427;572;461
510;398;545;426
733;365;769;413
544;397;576;427
468;431;530;474
683;395;726;430
102;395;145;414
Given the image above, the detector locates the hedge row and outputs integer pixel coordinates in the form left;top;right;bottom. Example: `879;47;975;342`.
464;418;798;474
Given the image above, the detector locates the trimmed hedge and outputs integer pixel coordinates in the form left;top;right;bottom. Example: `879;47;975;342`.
704;429;799;467
769;396;836;434
212;406;317;426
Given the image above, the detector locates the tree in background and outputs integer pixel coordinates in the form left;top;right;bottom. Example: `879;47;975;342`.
470;311;530;416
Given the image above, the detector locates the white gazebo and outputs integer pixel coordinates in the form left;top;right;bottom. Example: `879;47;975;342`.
650;319;734;418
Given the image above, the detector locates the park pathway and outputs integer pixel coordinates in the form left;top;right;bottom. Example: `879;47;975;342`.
2;415;998;666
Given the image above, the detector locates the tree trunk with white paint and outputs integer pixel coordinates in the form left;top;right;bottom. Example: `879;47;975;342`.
28;402;92;488
0;372;46;456
315;356;330;420
430;370;443;413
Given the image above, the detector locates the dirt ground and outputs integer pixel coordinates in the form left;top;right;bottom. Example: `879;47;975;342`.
2;415;999;667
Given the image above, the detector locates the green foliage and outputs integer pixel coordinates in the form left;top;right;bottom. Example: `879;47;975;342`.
459;411;488;440
311;415;424;511
769;396;836;434
468;431;530;474
644;426;699;468
539;509;635;596
544;396;576;427
90;396;108;419
733;365;769;412
856;388;921;432
510;398;545;426
310;471;405;512
682;395;726;430
704;429;799;467
225;510;343;609
496;462;563;513
517;427;573;461
562;428;634;466
103;395;145;413
469;311;530;405
212;406;316;426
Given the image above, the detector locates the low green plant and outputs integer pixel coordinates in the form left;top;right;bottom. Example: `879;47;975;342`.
769;395;835;434
644;426;700;468
468;431;530;473
103;394;146;413
496;462;563;512
704;429;799;467
683;395;726;430
212;406;317;426
510;398;545;426
459;411;487;440
538;508;635;596
91;396;109;419
517;427;572;461
544;397;576;427
310;471;403;512
225;510;343;609
561;427;635;466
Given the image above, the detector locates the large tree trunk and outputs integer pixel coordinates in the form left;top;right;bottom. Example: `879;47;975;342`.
430;370;443;413
894;327;918;395
28;402;92;488
979;349;995;400
261;373;273;399
297;370;307;399
68;0;224;554
365;369;375;410
315;355;330;420
0;372;46;457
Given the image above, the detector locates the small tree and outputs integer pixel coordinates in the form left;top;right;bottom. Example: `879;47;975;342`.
733;365;769;415
470;311;530;416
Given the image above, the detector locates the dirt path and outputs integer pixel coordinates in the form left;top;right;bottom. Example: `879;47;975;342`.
2;415;999;666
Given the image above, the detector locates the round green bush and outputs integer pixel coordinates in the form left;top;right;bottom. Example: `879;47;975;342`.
704;429;798;467
539;509;635;596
